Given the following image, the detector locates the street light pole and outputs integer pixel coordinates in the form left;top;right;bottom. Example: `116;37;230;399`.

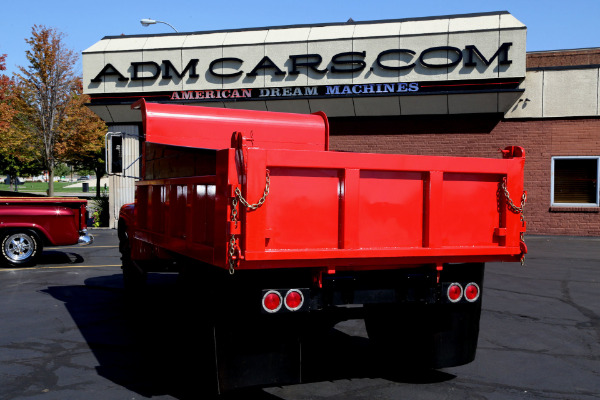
140;18;179;32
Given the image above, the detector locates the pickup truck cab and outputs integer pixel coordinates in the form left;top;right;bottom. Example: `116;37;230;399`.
0;197;93;267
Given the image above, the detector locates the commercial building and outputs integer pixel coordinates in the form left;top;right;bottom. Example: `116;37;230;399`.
82;11;600;235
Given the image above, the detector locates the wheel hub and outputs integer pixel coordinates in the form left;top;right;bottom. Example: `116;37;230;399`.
5;234;33;261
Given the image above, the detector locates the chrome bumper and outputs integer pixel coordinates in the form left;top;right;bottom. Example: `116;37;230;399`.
78;230;94;245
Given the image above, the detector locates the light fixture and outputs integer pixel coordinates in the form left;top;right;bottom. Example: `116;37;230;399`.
140;18;179;32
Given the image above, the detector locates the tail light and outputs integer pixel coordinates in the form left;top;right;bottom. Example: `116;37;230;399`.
261;289;307;313
284;289;304;311
447;283;463;303
464;283;480;302
262;290;282;313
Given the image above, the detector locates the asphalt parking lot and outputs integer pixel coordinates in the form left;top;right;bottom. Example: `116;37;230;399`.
0;231;599;400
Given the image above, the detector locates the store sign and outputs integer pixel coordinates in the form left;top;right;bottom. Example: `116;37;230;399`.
170;82;421;101
87;77;520;105
90;42;514;84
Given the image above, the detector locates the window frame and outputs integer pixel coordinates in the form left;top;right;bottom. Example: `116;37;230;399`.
551;156;600;207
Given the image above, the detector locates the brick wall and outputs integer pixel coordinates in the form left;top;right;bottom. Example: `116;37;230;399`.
527;48;600;69
328;115;600;236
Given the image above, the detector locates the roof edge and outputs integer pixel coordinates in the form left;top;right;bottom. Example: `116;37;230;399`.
96;10;514;42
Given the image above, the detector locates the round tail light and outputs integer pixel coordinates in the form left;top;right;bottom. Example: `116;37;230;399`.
262;290;282;313
284;289;304;311
464;283;480;302
447;283;463;303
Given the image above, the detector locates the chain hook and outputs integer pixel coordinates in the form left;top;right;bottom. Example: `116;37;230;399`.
501;178;527;266
235;169;270;210
228;196;239;274
228;170;271;274
228;233;238;274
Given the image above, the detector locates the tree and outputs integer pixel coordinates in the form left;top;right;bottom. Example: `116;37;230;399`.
58;84;107;197
0;53;17;189
54;163;70;178
14;25;81;196
0;54;42;191
0;54;15;135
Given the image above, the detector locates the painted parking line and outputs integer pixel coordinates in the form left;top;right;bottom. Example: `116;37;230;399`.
45;245;118;250
0;264;121;272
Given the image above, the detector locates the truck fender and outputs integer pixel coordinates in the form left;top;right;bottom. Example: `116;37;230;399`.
0;223;52;246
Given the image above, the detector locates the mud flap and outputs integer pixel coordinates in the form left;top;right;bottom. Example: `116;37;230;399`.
428;302;482;368
365;263;484;370
213;318;302;393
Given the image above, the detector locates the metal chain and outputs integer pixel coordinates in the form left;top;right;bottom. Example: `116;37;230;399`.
501;180;527;265
502;180;526;214
231;197;239;228
235;170;270;210
228;170;270;274
228;196;239;274
228;233;237;275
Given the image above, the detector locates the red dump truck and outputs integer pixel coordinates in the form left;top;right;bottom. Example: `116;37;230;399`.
116;99;526;393
0;197;93;267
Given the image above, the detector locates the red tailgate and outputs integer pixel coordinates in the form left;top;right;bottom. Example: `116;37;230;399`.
229;147;526;269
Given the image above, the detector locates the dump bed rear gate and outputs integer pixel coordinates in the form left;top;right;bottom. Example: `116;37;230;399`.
226;145;526;269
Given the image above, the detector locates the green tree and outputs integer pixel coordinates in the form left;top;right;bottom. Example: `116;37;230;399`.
58;86;107;196
54;163;70;178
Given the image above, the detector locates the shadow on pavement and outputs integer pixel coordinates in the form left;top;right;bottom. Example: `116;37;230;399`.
41;250;85;265
42;273;455;399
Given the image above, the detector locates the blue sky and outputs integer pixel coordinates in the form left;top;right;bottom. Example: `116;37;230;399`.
1;0;599;77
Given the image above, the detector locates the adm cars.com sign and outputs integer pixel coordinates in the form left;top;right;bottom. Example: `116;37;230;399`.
88;42;520;103
91;43;513;82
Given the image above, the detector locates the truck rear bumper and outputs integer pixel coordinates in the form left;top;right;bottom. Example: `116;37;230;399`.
78;230;94;245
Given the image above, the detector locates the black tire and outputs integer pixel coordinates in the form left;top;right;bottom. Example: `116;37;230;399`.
118;220;147;292
1;229;43;268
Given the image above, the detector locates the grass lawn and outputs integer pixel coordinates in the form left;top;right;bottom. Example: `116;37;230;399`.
0;181;102;194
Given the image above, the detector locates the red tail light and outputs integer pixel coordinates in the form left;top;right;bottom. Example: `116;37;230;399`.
447;283;463;303
285;289;304;311
464;283;480;302
262;290;282;313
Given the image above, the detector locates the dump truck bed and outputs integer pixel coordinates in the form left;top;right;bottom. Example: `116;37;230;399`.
133;145;526;271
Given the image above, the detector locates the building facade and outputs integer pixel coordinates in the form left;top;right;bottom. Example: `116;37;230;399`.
82;11;600;235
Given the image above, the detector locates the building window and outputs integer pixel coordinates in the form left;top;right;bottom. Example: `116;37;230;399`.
551;157;599;207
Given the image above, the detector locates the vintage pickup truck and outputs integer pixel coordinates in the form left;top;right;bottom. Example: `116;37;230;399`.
0;197;93;267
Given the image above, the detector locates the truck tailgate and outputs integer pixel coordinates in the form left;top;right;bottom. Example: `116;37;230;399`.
231;147;526;268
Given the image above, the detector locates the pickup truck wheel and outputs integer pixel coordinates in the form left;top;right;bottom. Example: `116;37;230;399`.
1;230;43;268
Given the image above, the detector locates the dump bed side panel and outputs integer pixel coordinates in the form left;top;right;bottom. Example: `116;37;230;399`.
134;176;219;263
